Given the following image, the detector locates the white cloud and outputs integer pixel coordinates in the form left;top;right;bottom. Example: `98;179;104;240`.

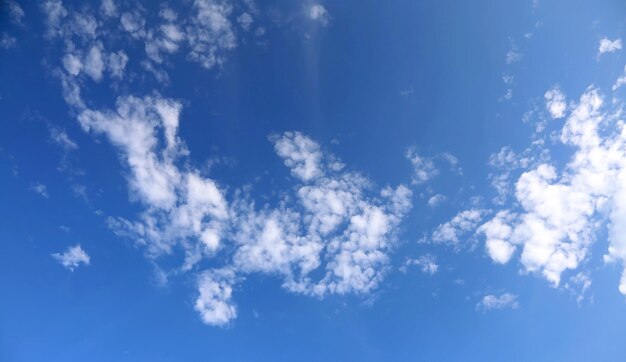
428;194;446;208
186;0;237;69
43;1;415;325
241;133;413;297
479;211;517;264
544;86;567;119
73;96;412;319
160;8;178;22
480;85;626;294
613;65;626;91
120;11;146;38
401;255;439;275
62;53;83;76
42;0;68;37
309;4;329;26
406;148;438;185
431;209;486;247
565;272;592;305
49;127;78;150
52;244;90;271
30;183;50;198
598;37;622;55
195;269;237;326
272;131;324;182
100;0;118;17
0;33;17;49
487;145;545;205
80;96;229;265
84;45;105;81
108;50;128;79
506;49;522;64
476;293;519;311
7;0;25;25
237;12;253;31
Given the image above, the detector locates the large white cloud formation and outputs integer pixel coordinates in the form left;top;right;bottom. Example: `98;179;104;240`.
480;84;626;294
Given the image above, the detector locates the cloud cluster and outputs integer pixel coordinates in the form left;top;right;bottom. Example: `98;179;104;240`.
480;85;626;294
42;0;262;89
57;86;413;325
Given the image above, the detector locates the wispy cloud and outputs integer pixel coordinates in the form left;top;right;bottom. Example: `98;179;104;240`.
29;183;49;198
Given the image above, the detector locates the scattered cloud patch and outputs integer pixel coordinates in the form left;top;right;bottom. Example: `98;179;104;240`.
598;37;622;56
506;49;522;64
309;4;329;26
406;148;438;185
52;244;90;271
30;183;50;198
0;33;17;49
428;194;446;208
476;292;519;311
195;268;238;326
49;127;78;151
6;0;25;25
431;209;486;247
401;255;439;275
565;272;592;305
613;65;626;91
544;86;567;119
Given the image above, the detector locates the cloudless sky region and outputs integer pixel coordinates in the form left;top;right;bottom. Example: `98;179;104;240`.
2;0;626;361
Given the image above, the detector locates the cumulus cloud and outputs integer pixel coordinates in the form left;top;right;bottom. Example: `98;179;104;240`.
476;293;519;311
62;53;83;76
272;131;324;182
478;84;626;294
487;145;547;205
43;0;415;326
67;89;412;324
195;269;238;326
80;95;229;263
52;244;91;271
479;211;517;264
544;86;567;119
598;37;622;56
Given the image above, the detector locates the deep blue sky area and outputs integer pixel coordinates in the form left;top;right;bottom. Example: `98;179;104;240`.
2;0;626;361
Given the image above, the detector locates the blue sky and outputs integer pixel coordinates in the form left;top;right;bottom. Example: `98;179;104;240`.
2;0;626;360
